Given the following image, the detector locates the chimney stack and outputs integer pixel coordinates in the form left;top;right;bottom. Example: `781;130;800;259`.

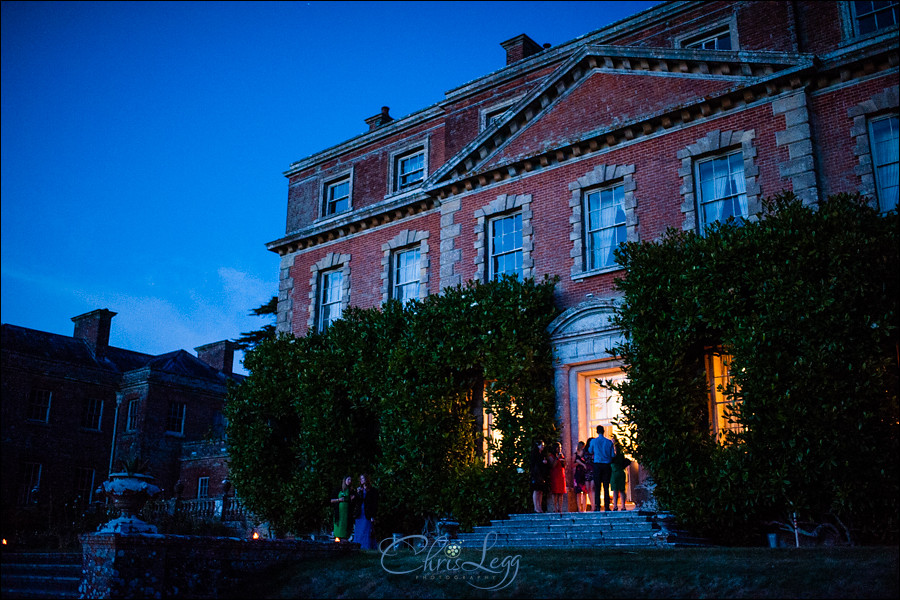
72;309;117;355
500;34;543;65
195;340;236;375
364;106;393;131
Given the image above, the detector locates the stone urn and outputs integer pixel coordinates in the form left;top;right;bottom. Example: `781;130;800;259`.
98;472;162;534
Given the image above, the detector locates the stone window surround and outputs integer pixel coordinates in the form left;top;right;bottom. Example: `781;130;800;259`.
848;85;899;209
839;0;900;39
673;15;739;51
387;137;429;196
772;90;820;206
316;167;354;221
307;252;351;332
474;193;534;282
677;129;762;231
381;229;431;303
568;163;638;281
479;95;524;131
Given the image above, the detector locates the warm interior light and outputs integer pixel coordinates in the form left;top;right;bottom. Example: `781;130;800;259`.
2;538;6;545
251;532;260;540
334;537;340;542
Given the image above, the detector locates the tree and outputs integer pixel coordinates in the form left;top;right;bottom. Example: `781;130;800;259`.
224;277;560;535
612;192;898;543
233;295;277;350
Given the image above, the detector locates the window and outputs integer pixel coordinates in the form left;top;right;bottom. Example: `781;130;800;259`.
395;149;425;191
853;1;899;35
81;398;103;430
18;462;41;505
318;269;344;331
392;247;421;304
684;27;732;50
584;184;627;271
74;467;96;506
197;476;210;499
126;398;140;431
166;401;186;434
586;371;626;439
489;213;523;280
695;151;749;229
869;115;899;211
27;389;52;422
323;177;350;217
707;352;743;442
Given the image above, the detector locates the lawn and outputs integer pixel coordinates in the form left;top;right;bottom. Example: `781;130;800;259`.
226;544;899;599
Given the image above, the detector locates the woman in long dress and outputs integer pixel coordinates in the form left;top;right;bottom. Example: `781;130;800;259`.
353;473;378;549
548;442;567;513
330;475;354;540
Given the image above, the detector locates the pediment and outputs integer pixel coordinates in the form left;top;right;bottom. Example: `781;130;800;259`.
426;45;811;197
548;297;621;340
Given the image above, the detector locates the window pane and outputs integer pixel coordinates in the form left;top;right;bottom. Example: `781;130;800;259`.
584;184;626;270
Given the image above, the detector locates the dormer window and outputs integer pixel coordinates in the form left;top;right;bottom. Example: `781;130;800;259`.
395;148;425;191
852;1;899;36
683;26;732;50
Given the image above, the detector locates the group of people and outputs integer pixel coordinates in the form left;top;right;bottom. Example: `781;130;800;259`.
530;425;631;513
330;474;378;549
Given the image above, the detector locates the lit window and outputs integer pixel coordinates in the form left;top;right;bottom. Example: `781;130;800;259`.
684;28;732;50
126;399;140;431
166;401;186;434
197;476;209;499
482;410;503;466
324;178;350;216
695;151;749;230
707;352;743;443
392;247;421;304
489;213;523;280
81;398;103;430
586;371;626;438
853;1;899;35
396;149;425;191
27;389;52;422
869;114;899;211
18;462;41;505
318;269;344;331
74;467;96;506
585;184;626;271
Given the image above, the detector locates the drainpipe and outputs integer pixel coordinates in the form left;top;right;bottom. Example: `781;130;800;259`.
109;393;124;475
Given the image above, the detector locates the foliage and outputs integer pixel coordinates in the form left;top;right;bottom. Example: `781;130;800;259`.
233;295;278;350
225;277;559;535
611;192;899;543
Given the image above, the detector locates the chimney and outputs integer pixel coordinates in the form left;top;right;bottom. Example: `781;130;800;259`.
195;340;236;375
364;106;393;131
72;309;116;355
500;34;543;65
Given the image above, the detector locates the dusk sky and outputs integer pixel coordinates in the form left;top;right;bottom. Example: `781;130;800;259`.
2;1;658;373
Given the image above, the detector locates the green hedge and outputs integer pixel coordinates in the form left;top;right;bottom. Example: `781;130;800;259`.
225;276;559;535
612;193;899;544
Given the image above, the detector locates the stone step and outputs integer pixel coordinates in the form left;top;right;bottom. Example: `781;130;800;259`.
1;554;81;600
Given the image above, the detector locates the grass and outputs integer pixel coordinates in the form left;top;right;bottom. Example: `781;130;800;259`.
226;544;899;599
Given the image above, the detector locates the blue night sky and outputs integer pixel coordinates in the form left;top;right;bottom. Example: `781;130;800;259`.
2;1;658;373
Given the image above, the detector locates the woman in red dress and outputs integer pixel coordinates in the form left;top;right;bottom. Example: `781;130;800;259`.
548;442;567;513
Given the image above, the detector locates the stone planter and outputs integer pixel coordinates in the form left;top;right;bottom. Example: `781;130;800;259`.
98;472;162;534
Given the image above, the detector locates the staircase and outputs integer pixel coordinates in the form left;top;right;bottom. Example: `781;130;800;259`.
0;552;81;599
455;511;709;549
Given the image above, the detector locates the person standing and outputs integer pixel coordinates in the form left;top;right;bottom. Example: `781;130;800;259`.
588;425;615;511
573;441;588;512
529;440;549;513
330;475;354;540
610;436;631;511
548;442;567;513
353;474;378;549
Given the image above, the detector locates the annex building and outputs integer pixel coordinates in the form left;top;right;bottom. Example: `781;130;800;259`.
266;1;899;501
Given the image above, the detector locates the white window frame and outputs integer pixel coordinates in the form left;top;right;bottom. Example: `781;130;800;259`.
126;398;140;432
81;398;104;430
318;269;344;332
19;462;42;505
480;96;522;131
868;113;899;212
388;140;429;196
392;247;421;304
166;401;187;435
849;0;899;37
693;150;750;231
197;476;210;499
675;17;739;51
323;177;351;217
584;183;627;272
396;149;425;191
27;389;52;422
488;212;523;281
683;27;732;50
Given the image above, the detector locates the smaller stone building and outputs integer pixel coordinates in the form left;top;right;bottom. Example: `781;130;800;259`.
1;309;240;539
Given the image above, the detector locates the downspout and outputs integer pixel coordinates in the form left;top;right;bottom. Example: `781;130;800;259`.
108;392;124;475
